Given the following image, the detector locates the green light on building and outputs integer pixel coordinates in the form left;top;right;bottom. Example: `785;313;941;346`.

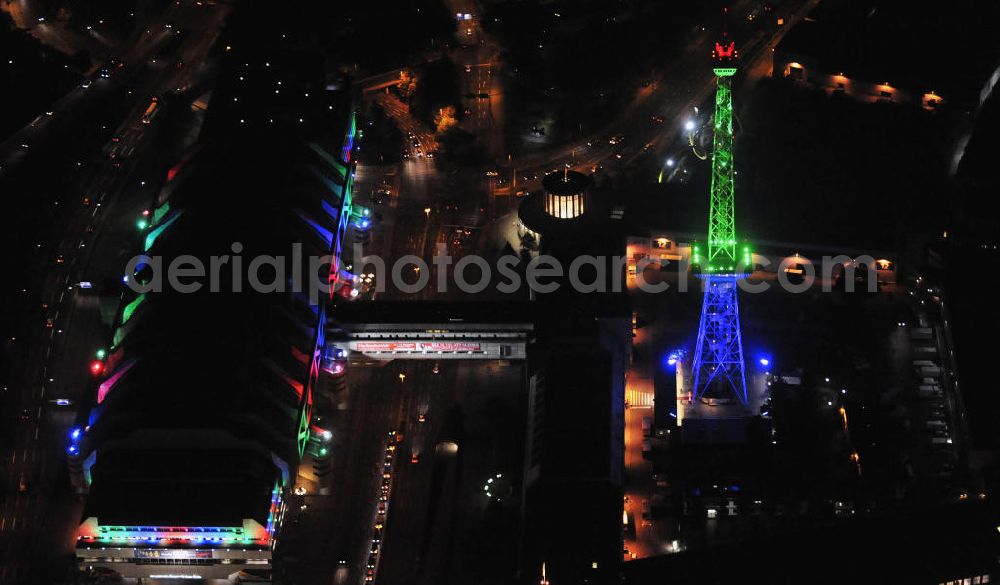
121;294;145;324
151;202;171;226
144;211;182;251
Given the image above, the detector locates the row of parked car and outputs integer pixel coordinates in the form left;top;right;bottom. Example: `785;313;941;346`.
909;328;958;487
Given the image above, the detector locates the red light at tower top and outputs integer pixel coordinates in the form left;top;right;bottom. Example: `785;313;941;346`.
713;38;738;63
712;6;738;64
89;360;105;376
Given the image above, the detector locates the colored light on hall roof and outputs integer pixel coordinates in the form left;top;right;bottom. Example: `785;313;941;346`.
144;209;181;251
121;294;146;325
97;359;136;404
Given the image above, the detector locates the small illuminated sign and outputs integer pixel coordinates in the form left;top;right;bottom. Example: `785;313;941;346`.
353;341;482;353
418;342;481;352
136;549;213;560
355;341;417;352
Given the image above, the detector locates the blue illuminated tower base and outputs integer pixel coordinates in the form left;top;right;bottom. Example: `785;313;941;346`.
691;275;748;405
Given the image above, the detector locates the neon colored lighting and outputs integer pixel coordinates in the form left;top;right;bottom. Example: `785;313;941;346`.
79;525;268;546
112;324;128;348
714;41;737;60
97;359;136;404
692;276;748;404
77;497;283;549
297;314;324;457
692;34;749;405
144;210;182;251
308;142;348;181
306;135;357;295
151;202;171;226
68;425;83;455
329;164;353;293
264;481;282;540
297;372;314;458
704;68;737;271
121;294;146;325
341;111;357;162
298;212;334;249
321;198;339;221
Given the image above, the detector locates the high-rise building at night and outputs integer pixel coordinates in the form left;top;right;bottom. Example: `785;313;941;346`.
518;171;631;584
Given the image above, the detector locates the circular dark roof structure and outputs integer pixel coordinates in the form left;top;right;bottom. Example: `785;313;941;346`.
542;169;588;196
519;170;605;238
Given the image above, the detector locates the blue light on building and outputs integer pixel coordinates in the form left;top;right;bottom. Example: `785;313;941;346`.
664;349;686;369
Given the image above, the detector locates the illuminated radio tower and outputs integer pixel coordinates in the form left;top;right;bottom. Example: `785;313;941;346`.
690;22;750;405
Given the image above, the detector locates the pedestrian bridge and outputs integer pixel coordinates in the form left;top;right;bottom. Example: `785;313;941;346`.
328;301;534;361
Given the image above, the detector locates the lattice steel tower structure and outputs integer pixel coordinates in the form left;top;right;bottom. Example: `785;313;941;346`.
690;24;750;405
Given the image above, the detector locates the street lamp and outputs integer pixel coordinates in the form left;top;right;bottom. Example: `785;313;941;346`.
398;372;406;383
424;207;431;218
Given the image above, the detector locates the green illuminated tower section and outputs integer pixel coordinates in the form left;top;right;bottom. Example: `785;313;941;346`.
706;61;738;271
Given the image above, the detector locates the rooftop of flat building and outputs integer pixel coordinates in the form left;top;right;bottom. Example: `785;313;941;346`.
83;448;277;527
79;2;356;523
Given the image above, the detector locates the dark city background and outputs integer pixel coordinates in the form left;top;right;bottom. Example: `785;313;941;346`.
0;1;998;584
